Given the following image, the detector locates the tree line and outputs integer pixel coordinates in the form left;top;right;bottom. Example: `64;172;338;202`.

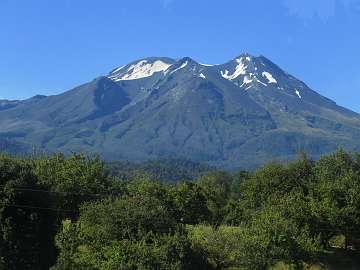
0;150;360;269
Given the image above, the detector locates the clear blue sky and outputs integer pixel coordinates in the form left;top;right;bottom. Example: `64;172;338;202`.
1;0;360;112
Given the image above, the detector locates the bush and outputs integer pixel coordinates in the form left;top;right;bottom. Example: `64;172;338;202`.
53;193;210;269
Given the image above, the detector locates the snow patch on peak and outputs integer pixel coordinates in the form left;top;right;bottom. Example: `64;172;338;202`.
221;70;230;78
240;76;253;87
199;63;214;67
236;56;252;64
256;78;267;87
109;60;172;81
199;73;206;79
221;58;247;80
111;65;126;74
295;89;302;99
262;72;277;84
243;76;252;84
170;61;188;75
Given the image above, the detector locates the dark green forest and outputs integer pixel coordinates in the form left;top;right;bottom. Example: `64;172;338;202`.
1;150;360;270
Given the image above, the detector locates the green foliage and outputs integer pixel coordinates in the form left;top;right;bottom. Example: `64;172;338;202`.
1;150;360;269
74;232;201;270
0;154;56;270
32;153;122;219
189;225;244;269
52;193;208;270
198;171;233;225
169;182;210;224
106;158;214;183
233;155;314;224
0;153;121;269
190;203;321;270
310;150;360;245
51;220;82;270
79;196;177;242
236;205;320;270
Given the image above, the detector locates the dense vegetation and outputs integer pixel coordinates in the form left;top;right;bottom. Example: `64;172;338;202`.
106;158;214;182
0;150;360;269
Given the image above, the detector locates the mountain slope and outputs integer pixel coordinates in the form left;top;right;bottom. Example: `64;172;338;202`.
1;54;359;169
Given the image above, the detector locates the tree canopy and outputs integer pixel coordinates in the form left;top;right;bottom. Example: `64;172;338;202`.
0;150;360;269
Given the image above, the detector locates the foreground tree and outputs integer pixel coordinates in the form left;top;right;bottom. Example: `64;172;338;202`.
311;150;360;247
32;153;122;220
52;193;209;270
0;155;56;270
197;172;232;225
189;225;244;269
235;205;320;270
169;182;210;224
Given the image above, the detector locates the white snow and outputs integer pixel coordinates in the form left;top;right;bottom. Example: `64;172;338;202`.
262;72;277;84
221;58;247;80
111;65;126;74
199;73;206;79
109;60;172;81
219;57;272;89
243;76;252;84
170;61;188;74
295;90;302;99
240;76;253;87
199;63;214;67
221;70;230;78
256;79;267;86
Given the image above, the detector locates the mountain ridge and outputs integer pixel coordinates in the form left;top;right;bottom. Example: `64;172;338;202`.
1;54;359;169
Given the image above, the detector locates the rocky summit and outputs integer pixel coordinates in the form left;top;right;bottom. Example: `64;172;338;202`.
1;54;360;169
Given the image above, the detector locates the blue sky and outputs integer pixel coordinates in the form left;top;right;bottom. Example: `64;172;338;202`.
1;0;360;112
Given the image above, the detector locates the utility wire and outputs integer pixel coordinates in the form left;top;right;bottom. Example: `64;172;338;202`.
0;185;122;197
8;204;76;213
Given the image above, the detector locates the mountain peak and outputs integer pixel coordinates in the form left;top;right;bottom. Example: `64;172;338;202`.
220;54;256;82
1;53;359;170
216;53;289;90
163;57;205;77
234;52;255;62
179;56;197;63
108;57;175;82
104;54;342;104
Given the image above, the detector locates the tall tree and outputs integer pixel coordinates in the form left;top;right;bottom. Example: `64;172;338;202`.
197;172;233;225
0;155;57;270
311;150;360;247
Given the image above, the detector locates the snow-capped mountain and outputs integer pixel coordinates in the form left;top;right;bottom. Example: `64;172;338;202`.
0;54;359;169
108;57;175;81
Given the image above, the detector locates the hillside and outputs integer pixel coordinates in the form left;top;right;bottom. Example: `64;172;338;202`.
0;54;359;169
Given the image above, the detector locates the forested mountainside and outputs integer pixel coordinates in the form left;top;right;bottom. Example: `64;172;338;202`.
106;158;214;182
